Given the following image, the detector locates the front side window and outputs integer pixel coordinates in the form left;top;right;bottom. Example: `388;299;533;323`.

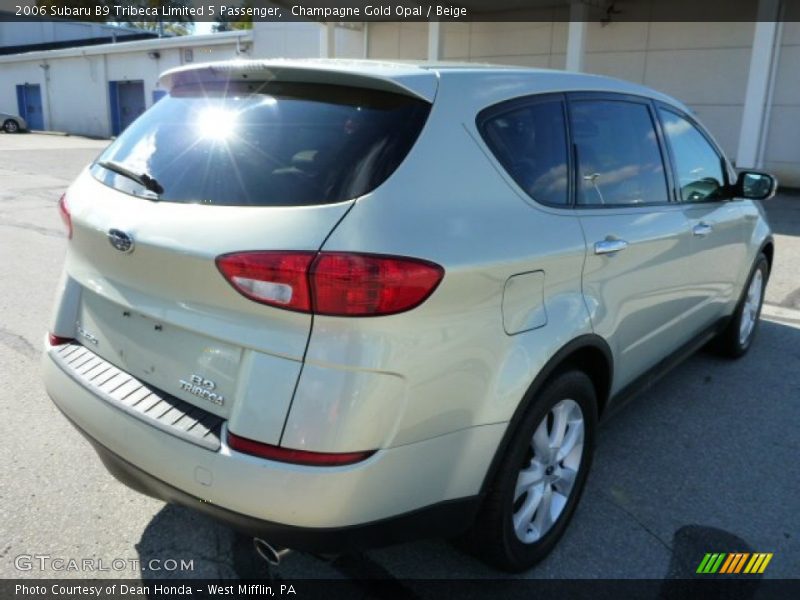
571;100;669;206
91;81;430;207
659;108;727;202
479;98;569;206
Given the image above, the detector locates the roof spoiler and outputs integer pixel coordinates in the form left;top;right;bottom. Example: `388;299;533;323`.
159;60;437;103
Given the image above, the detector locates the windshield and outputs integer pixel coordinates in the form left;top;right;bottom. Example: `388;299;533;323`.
91;81;430;206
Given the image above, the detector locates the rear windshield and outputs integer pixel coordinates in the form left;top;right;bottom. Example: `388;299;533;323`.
91;81;430;206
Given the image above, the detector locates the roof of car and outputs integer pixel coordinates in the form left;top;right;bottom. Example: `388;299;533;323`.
159;58;687;112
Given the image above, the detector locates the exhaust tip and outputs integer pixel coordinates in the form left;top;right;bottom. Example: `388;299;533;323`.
253;538;291;567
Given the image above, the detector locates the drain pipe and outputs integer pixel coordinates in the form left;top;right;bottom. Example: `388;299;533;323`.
756;5;785;169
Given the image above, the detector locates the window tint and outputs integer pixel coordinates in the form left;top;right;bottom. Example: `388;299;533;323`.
480;99;569;206
571;100;668;206
91;82;430;206
659;108;726;202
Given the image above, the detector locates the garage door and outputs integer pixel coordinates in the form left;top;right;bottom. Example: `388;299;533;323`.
109;80;145;135
16;84;44;130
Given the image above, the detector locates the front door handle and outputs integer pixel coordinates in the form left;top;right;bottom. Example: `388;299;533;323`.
594;239;629;255
693;222;713;237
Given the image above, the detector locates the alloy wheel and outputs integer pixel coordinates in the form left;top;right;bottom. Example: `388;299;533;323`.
739;269;763;346
512;398;585;544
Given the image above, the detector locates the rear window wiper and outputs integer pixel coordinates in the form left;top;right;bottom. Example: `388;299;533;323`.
96;160;164;196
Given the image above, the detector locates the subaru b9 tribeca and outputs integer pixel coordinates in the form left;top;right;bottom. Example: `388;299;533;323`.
43;60;776;571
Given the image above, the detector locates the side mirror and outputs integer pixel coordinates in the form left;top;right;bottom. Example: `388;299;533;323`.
733;170;778;200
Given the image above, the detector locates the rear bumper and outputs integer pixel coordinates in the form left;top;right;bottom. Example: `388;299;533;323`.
43;344;504;551
64;419;479;553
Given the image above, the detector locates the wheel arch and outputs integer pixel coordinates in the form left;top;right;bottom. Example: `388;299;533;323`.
760;237;774;273
3;118;23;132
478;334;612;494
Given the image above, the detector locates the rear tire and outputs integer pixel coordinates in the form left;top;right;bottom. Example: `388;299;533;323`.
3;119;19;133
711;254;768;358
466;370;597;572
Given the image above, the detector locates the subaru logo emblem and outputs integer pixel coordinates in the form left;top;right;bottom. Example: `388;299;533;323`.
108;229;134;253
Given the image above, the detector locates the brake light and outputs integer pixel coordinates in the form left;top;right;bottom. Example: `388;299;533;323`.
58;193;72;240
217;252;443;317
227;432;375;466
311;253;444;316
48;333;73;346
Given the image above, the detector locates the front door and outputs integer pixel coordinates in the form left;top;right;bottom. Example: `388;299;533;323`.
657;106;748;325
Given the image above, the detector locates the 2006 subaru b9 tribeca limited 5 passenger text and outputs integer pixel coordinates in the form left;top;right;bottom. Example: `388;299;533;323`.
43;60;777;571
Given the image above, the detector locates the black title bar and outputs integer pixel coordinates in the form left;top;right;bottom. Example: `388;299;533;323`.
0;0;795;23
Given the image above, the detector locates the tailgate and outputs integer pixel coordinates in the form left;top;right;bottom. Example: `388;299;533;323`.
62;172;349;440
52;73;432;446
77;290;241;419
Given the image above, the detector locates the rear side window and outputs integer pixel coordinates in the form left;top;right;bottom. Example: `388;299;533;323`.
91;82;430;206
658;108;727;202
571;100;668;206
479;98;569;206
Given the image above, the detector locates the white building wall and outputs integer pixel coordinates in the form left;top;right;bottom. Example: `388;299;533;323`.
440;21;568;68
334;26;366;59
363;8;771;174
0;38;245;137
583;20;756;161
0;22;328;139
251;22;322;58
367;23;428;60
43;55;108;137
367;10;570;67
762;2;800;186
0;60;46;125
251;22;366;59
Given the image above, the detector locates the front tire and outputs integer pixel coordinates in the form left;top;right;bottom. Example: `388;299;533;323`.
466;370;597;572
712;254;769;358
3;119;20;133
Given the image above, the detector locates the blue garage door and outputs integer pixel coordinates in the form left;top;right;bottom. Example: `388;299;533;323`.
109;80;145;135
16;84;44;130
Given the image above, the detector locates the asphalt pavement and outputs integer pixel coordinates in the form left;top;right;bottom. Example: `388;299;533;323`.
0;133;798;582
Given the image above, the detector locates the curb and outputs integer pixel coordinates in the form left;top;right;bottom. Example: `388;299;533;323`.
29;129;70;136
762;303;800;325
28;130;112;141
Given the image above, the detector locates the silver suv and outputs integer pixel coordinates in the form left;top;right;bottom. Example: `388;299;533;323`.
43;60;776;572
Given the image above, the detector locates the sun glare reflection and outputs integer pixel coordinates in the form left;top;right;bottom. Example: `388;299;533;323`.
195;107;238;140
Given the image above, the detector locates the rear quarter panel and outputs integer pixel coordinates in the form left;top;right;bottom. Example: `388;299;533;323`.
281;71;593;452
738;199;774;296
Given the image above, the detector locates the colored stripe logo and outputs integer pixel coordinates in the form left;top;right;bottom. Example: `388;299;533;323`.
697;552;773;574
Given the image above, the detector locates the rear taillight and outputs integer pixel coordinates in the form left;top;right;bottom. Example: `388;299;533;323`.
227;431;375;466
48;333;73;346
217;252;443;317
58;193;72;239
311;253;444;316
216;251;315;312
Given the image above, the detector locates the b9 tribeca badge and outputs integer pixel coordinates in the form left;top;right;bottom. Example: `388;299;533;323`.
178;374;224;406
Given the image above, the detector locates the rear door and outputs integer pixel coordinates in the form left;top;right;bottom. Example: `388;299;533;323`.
570;94;698;391
62;77;432;444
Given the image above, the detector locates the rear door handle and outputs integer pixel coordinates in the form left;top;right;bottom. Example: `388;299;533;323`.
594;239;629;255
693;222;713;237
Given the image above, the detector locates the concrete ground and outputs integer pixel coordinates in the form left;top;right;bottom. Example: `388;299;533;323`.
0;133;798;582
